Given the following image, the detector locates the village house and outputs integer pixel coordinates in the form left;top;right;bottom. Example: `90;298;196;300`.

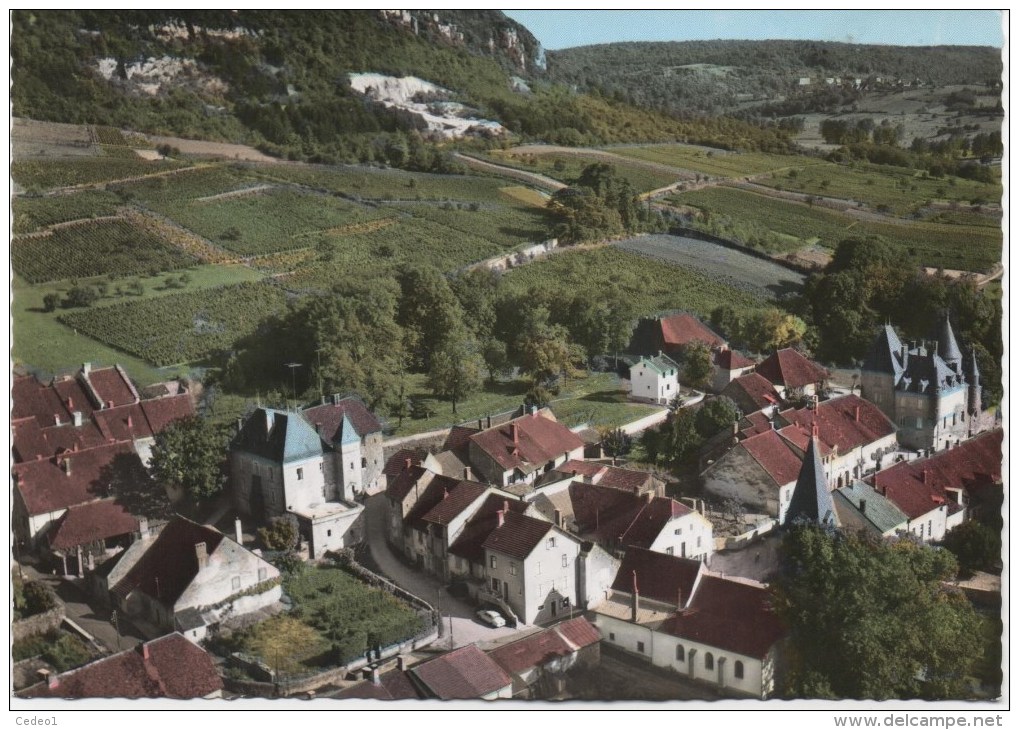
18;633;223;699
231;403;378;557
833;480;908;537
629;352;680;405
408;644;513;700
869;428;1002;542
487;616;601;698
755;348;829;399
12;364;194;558
774;393;898;489
860;317;982;451
719;372;782;417
589;548;785;699
465;408;586;488
701;428;803;524
99;516;281;639
535;458;665;497
711;348;756;393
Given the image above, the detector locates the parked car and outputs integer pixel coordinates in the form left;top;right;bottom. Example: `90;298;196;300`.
476;608;506;628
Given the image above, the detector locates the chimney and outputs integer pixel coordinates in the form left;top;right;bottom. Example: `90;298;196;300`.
54;413;62;427
859;499;867;514
141;642;150;660
126;414;133;429
443;487;449;500
235;517;243;544
195;541;208;570
371;668;381;686
463;466;473;481
554;509;562;528
630;570;639;623
138;517;150;539
644;491;653;504
855;406;860;422
404;457;412;472
677;587;683;610
478;419;484;430
503;500;509;513
922;469;928;485
397;655;408;671
36;668;51;685
67;396;74;410
63;457;71;476
497;510;505;528
107;400;114;409
82;362;91;375
511;423;519;444
47;674;59;690
487;415;491;429
72;411;83;427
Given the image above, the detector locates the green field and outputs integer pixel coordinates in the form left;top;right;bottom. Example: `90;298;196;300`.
481;149;679;193
754;161;1002;218
394;201;551;250
671;186;1002;271
499;185;550;208
11;157;186;191
612;144;822;178
12;265;265;382
13;190;123;233
111;164;260;204
59;280;288;367
12;218;197;283
501;245;768;317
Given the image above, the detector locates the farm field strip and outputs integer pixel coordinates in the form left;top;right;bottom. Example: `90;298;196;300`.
478;149;680;193
612;144;824;178
11;157;192;192
670;186;1002;272
499;185;549;208
13;189;124;233
12;218;198;283
59;281;289;367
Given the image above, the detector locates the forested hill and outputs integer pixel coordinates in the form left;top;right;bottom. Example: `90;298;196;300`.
10;10;796;161
547;40;1003;115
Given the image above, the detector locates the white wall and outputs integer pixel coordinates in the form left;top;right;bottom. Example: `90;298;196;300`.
630;362;678;405
649;512;714;562
176;540;281;614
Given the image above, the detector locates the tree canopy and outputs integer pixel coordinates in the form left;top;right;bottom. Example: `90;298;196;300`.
148;415;228;504
772;524;983;700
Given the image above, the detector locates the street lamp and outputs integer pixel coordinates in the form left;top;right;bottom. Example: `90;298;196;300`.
284;362;302;411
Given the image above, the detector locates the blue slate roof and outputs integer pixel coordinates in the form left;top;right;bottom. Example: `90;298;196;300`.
339;413;360;446
936;313;963;367
862;325;904;377
232;408;324;464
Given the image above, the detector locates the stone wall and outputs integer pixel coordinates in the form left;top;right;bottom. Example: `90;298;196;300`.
12;605;65;643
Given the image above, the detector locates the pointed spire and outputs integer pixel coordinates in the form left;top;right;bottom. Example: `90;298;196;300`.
936;311;963;368
786;436;837;527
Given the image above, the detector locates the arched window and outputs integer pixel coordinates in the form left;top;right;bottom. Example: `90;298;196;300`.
676;645;685;662
734;660;744;679
705;652;714;670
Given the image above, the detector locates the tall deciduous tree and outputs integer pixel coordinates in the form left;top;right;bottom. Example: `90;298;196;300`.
427;332;484;414
149;415;228;504
517;323;586;389
681;341;714;390
772;525;982;700
694;396;741;439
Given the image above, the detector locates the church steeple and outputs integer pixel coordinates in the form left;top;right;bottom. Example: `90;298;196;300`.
966;349;982;416
786;427;838;527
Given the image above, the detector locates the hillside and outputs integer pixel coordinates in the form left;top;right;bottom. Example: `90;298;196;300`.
11;10;796;163
547;40;1002;116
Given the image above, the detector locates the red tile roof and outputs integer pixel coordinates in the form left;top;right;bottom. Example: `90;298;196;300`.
410;645;511;699
660;314;726;349
739;411;775;439
92;403;154;443
756;348;829;389
611;548;702;607
139;393;194;433
482;510;555;560
21;633;222;699
777;394;895;456
383;448;428;479
569;482;691;549
112;518;225;605
740;430;804;487
659;574;785;659
873;430;1003;520
14;442;139;515
85;366;138;408
469;411;585;475
714;348;755;370
419;480;489;526
13;374;73;424
334;669;422;700
556;459;653;493
721;372;781;413
443;425;481;453
488;617;600;676
302;397;381;442
48;499;139;551
449;494;530;563
12;417;50;462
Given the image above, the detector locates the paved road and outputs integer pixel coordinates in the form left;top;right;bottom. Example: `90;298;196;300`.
361;494;522;649
20;563;146;653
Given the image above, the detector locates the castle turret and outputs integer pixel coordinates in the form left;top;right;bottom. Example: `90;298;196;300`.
936;311;963;372
966;349;982;417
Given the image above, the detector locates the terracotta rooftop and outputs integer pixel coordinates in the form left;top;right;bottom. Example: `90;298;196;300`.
14;442;140;516
610;547;703;607
383;448;428;479
738;411;775;439
569;481;691;549
488;617;600;676
777;394;895;456
740;429;804;487
756;348;829;390
721;372;781;414
302;395;382;442
85;365;138;408
552;459;655;493
443;425;481;453
713;348;755;370
410;644;512;699
660;314;726;349
20;633;222;699
334;668;422;700
138;393;194;433
449;494;530;564
418;480;489;527
873;429;1002;520
385;465;431;503
659;574;785;660
468;410;585;475
48;499;139;551
482;510;556;561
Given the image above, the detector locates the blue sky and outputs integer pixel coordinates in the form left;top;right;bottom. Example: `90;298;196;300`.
502;10;1004;51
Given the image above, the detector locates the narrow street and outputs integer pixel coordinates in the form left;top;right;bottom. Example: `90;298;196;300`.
361;493;523;649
